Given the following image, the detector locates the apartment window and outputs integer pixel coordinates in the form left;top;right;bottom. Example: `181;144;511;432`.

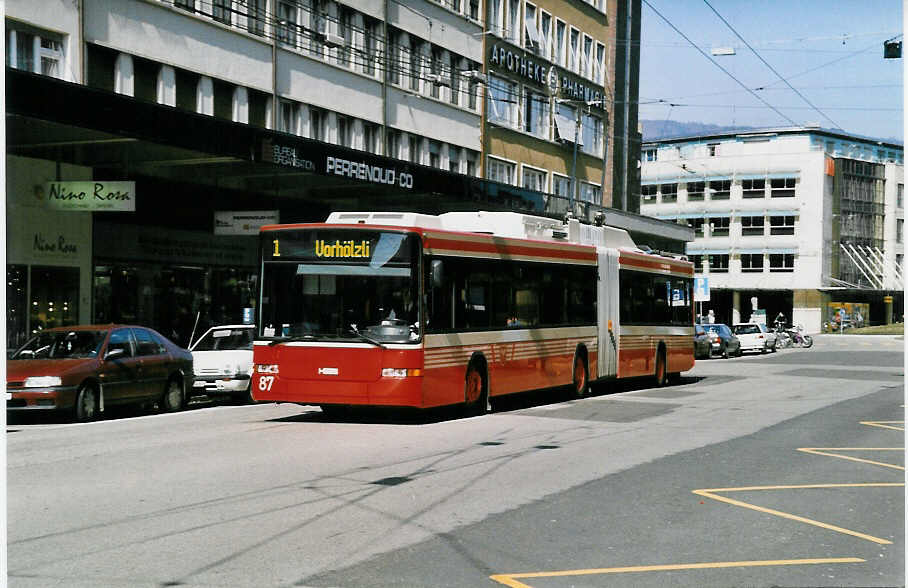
489;0;503;36
771;177;796;198
741;216;765;236
449;147;460;172
488;75;517;127
465;151;477;176
277;1;298;48
660;183;678;203
278;100;298;135
363;20;378;76
742;179;765;198
709;254;729;273
579;182;601;204
7;28;65;78
769;254;795;273
247;0;266;35
689;217;705;236
554;102;578;143
582;35;593;78
468;74;480;110
898;184;904;208
539;12;552;59
425;140;439;168
523;89;550;137
309;107;325;141
507;0;520;43
358;122;375;153
469;0;480;20
707;143;718;157
769;215;795;236
212;0;232;24
554;20;566;66
710;180;730;200
897;254;904;269
488;157;516;185
449;54;460;105
409;38;422;92
408;135;420;164
387;31;402;84
581;112;603;156
594;42;605;84
898;219;904;244
687;181;705;201
336;115;351;147
524;3;540;52
569;28;580;73
552;174;571;197
386;129;400;159
643;148;657;162
641;184;657;203
429;47;444;99
710;217;730;237
522;166;546;192
741;254;763;273
688;255;703;273
338;7;354;67
175;0;195;11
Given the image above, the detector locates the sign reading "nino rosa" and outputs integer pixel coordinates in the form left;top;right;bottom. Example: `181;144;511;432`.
44;181;136;211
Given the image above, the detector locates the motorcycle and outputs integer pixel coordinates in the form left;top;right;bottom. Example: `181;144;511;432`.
773;321;792;349
785;324;813;348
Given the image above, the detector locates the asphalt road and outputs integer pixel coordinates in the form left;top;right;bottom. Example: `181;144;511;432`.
7;334;904;587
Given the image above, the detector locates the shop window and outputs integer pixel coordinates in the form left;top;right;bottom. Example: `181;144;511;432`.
710;217;730;236
771;177;796;197
741;253;763;273
30;266;80;334
742;179;765;198
686;181;705;201
769;253;795;273
709;180;730;200
660;183;678;203
741;215;764;236
7;265;28;350
93;265;139;325
709;254;729;273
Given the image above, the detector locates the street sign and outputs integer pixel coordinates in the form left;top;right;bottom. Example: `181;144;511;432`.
694;277;710;302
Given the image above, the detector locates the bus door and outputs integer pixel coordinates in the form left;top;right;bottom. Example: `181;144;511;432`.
597;249;619;378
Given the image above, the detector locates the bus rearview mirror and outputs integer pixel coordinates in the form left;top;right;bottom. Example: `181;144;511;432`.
431;260;444;288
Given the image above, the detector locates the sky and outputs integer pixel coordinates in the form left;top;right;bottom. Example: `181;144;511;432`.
638;0;904;142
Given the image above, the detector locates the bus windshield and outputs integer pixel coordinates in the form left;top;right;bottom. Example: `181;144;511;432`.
259;229;420;344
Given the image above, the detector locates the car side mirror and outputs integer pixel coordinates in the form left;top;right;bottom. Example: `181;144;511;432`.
431;259;444;288
104;348;125;361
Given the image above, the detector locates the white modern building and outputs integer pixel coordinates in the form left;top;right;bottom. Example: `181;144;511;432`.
639;127;904;333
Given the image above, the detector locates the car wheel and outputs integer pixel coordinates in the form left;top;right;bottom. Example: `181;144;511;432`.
722;344;728;359
232;382;254;405
161;378;184;413
74;383;98;422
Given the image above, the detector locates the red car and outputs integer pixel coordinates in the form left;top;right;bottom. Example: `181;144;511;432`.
7;325;194;422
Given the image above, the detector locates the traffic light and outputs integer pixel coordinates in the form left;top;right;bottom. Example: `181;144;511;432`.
884;40;902;59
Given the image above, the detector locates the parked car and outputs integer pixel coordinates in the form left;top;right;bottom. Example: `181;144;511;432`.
694;324;711;359
701;323;741;358
189;324;255;403
7;325;193;421
732;322;777;354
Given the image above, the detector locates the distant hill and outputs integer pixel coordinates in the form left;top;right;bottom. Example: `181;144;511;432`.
641;120;755;141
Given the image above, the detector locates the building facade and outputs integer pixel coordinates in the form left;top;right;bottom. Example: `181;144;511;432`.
6;0;672;348
639;127;904;332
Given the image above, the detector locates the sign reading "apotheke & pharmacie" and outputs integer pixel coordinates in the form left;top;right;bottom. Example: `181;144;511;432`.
44;181;136;211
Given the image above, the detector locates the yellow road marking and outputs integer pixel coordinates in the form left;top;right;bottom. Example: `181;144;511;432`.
693;483;902;545
798;448;904;471
861;420;905;431
489;558;865;587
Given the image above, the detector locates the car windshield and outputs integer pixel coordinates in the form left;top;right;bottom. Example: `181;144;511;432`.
734;325;760;335
704;325;728;336
11;330;107;360
192;328;254;351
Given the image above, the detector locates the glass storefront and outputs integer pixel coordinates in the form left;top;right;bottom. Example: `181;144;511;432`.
6;265;80;349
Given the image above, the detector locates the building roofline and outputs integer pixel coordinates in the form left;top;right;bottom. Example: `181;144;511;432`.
642;126;903;150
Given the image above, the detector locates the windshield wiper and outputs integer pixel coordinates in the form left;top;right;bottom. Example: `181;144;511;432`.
348;326;386;349
267;334;317;346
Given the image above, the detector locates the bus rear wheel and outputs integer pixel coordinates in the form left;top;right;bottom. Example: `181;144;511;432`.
464;362;489;416
654;349;668;387
572;354;589;398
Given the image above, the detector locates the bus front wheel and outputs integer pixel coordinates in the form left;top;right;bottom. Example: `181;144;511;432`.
464;362;489;416
572;354;589;398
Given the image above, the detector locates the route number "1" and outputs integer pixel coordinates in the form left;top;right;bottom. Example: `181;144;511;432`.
272;239;280;257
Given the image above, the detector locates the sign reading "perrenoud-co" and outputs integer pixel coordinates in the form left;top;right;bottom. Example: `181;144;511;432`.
43;181;136;211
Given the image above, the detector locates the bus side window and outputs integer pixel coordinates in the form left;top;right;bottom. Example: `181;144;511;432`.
426;256;453;333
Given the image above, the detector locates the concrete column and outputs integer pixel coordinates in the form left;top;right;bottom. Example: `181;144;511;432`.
299;105;311;137
32;34;41;74
232;87;249;123
399;131;410;161
420;137;430;166
326;111;338;144
459;147;469;174
440;143;451;171
732;290;741;325
114;53;135;96
197;75;214;115
157;65;176;106
8;31;17;70
265;97;274;130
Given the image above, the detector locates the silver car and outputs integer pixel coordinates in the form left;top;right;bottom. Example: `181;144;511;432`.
732;323;777;354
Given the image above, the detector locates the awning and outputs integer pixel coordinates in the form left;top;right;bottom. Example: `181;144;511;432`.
687;247;729;255
766;172;800;179
765;210;798;216
554;114;579;143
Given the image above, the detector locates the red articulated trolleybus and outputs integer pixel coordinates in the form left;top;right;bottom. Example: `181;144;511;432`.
252;211;694;414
